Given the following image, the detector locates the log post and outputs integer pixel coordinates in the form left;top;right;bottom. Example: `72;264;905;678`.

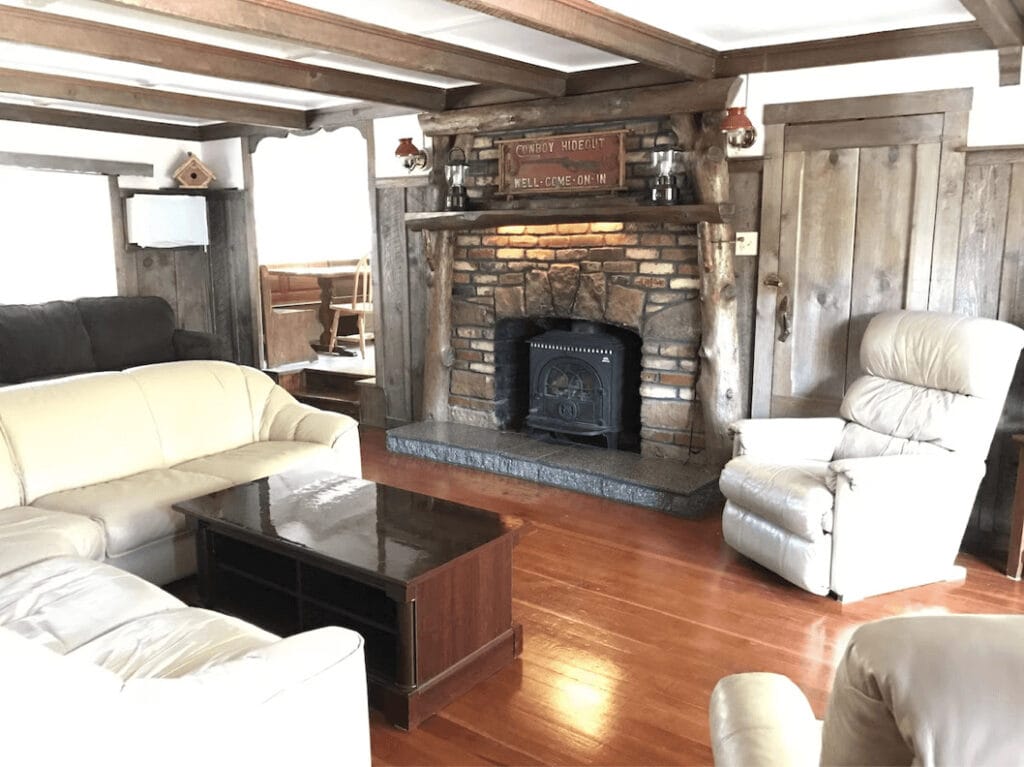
672;113;743;467
422;228;455;421
420;134;458;422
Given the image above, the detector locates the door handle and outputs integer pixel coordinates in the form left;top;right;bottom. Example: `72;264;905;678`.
763;273;782;287
777;294;792;342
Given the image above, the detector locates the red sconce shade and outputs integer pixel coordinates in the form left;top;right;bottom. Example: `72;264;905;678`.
395;137;428;171
720;107;757;149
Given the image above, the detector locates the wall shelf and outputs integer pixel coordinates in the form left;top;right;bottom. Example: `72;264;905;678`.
404;203;732;231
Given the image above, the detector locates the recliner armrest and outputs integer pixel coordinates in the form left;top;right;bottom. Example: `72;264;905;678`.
730;417;845;461
172;328;231;361
709;673;821;767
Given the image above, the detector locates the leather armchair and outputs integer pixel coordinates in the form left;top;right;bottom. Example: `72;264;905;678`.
720;311;1024;600
709;615;1024;767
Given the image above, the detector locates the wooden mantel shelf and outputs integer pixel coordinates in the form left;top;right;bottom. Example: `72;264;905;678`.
404;203;732;231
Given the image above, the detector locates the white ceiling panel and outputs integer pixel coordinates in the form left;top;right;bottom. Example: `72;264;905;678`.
590;0;974;50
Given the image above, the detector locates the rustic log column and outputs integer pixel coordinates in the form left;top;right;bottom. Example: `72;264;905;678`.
420;134;456;421
422;228;455;421
673;114;743;466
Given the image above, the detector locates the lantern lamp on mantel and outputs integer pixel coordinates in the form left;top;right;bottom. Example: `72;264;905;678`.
444;147;470;211
395;137;429;172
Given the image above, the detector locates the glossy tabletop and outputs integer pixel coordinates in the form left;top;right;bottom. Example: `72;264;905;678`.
175;467;519;584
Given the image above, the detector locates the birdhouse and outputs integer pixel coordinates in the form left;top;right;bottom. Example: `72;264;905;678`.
173;152;216;189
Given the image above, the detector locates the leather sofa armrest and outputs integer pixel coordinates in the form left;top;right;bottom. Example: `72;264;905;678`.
709;673;821;767
828;454;985;600
121;627;371;766
172;328;231;361
260;388;363;477
730;417;845;461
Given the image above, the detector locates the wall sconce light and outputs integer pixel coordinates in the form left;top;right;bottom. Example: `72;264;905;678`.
395;137;429;172
721;76;757;150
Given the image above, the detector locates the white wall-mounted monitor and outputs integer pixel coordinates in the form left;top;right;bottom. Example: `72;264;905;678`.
126;194;209;248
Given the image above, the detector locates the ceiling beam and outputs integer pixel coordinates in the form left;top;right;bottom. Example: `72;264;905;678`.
718;22;993;75
0;102;202;140
0;150;153;177
0;5;445;112
0;68;308;128
95;0;567;96
960;0;1024;45
445;0;716;79
420;77;741;135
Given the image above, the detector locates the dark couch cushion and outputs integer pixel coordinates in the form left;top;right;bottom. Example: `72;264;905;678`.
0;301;96;383
76;296;176;371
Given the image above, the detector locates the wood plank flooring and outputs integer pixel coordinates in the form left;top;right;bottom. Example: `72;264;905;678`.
360;427;1024;766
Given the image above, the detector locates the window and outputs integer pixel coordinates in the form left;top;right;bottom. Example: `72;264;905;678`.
0;166;116;304
252;128;371;265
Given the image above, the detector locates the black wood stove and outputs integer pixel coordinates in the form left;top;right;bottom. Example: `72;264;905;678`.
526;322;626;449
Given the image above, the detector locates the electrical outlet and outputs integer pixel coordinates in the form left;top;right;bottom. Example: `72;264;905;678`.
735;231;758;256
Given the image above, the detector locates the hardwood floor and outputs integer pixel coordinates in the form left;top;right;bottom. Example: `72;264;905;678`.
360;427;1024;766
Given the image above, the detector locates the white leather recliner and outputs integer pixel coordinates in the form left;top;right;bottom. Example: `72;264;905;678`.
709;614;1024;767
720;310;1024;601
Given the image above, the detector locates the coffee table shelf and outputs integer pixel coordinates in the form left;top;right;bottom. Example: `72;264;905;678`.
176;469;524;730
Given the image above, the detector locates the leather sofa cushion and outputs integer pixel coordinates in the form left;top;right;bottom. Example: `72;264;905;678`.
0;556;182;654
0;301;96;384
33;469;232;557
71;607;277;680
0;507;105;576
720;457;834;540
0;430;22;509
124;361;277;466
0;372;165;502
861;311;1024;399
76;296;176;371
175;441;334;485
836;375;990;460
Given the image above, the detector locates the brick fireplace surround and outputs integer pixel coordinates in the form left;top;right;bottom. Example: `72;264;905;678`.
447;219;706;461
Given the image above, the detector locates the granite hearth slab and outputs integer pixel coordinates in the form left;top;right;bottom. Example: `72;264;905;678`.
386;422;722;518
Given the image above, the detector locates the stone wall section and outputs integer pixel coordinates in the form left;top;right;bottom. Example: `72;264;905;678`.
449;221;705;461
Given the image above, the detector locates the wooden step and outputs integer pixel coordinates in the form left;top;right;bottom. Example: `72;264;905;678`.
295;391;360;418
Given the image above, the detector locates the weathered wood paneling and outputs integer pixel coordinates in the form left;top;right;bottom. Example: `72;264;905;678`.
956;155;1024;555
729;160;762;417
207;189;256;365
846;144;917;387
376;185;414;424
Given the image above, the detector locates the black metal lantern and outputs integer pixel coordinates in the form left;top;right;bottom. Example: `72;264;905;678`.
444;147;470;211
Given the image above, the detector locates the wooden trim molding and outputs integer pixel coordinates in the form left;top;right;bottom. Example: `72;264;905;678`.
965;145;1024;164
763;88;974;126
0;103;203;140
718;22;992;75
960;0;1024;46
0;150;153;177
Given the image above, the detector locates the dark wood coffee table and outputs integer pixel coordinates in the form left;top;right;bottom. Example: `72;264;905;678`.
174;467;524;729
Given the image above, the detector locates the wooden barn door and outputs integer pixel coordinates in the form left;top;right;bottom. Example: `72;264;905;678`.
751;89;972;417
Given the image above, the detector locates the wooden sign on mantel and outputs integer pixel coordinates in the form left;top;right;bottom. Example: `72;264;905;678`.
497;129;627;196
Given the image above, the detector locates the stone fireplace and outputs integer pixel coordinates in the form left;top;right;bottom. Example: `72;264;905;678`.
446;219;705;461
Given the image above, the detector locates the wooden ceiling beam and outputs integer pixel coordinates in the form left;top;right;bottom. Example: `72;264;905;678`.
95;0;567;96
0;68;308;128
0;102;202;140
718;22;993;75
0;5;445;112
445;0;716;79
960;0;1024;45
420;77;741;136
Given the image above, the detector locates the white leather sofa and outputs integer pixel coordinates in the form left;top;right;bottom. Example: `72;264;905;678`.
0;359;362;585
0;360;371;763
720;311;1024;601
709;614;1024;767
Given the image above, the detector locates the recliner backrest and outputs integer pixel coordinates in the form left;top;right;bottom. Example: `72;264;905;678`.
833;311;1024;461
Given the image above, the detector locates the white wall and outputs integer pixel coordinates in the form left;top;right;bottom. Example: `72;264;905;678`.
729;49;1024;157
